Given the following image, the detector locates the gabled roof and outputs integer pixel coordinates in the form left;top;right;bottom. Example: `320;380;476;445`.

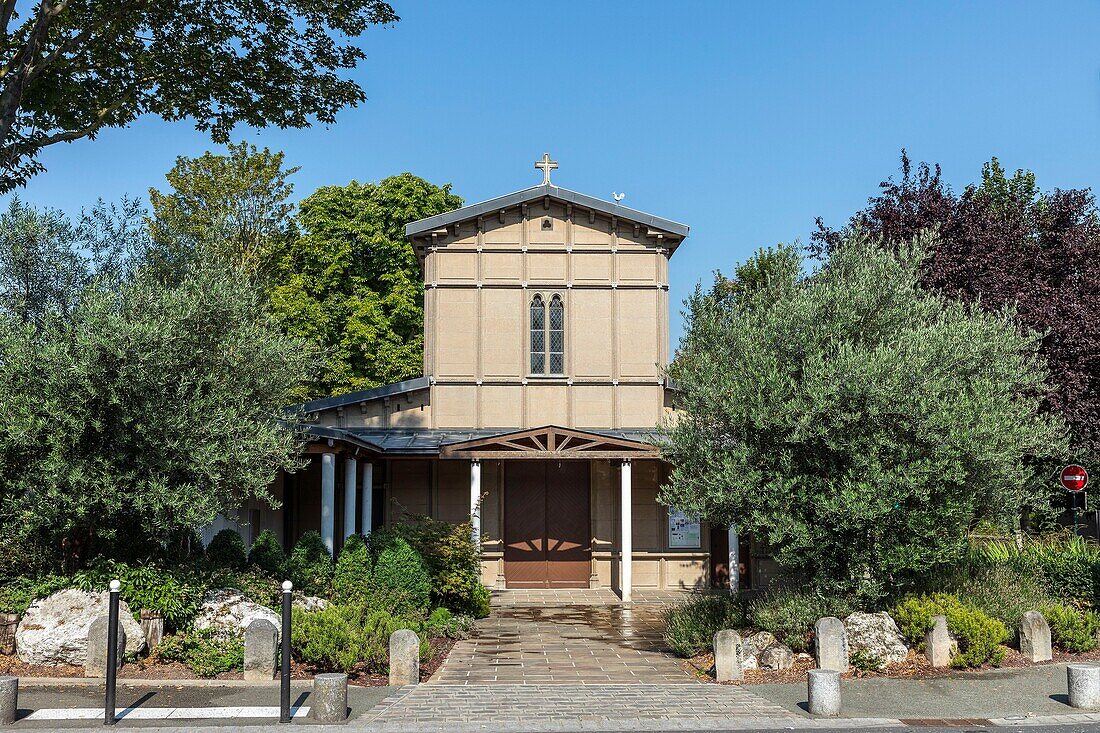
405;183;689;247
295;376;431;415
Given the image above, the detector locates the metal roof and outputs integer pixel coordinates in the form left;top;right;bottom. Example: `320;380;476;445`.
295;376;431;414
404;183;690;242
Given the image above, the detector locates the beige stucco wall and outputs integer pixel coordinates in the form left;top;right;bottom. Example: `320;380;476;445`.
415;199;673;430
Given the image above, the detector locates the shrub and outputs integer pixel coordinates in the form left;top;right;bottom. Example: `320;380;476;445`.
393;517;491;618
154;629;244;677
373;536;431;613
849;648;884;673
333;534;372;605
72;559;206;630
248;530;286;577
972;535;1100;606
425;607;476;640
1042;603;1100;652
287;531;333;597
892;593;1007;667
750;589;854;653
0;574;71;615
207;566;281;610
206;529;247;569
662;595;749;657
952;562;1055;642
291;604;428;674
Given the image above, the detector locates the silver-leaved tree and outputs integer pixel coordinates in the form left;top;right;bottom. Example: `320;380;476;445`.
0;201;315;573
659;231;1065;601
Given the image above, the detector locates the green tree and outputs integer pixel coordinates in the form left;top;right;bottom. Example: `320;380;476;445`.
0;0;398;192
148;143;300;280
660;232;1064;601
269;173;462;397
0;262;314;573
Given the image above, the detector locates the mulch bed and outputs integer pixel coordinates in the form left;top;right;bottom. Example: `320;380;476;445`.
683;645;1100;685
0;634;459;687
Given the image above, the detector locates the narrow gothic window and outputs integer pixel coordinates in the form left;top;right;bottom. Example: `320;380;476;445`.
548;295;564;374
530;295;546;374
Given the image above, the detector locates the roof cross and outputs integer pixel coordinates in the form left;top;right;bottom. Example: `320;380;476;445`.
535;152;558;185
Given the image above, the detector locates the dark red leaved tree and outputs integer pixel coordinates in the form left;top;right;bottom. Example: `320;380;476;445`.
814;152;1100;466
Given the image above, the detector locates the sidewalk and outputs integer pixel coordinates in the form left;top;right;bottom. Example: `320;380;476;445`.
6;662;1100;730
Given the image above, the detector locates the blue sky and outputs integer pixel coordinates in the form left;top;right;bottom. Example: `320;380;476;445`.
11;1;1100;345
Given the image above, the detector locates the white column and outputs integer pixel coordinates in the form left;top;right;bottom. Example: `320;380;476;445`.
620;459;632;603
470;459;482;545
320;452;336;555
361;462;374;538
728;524;739;594
343;457;357;541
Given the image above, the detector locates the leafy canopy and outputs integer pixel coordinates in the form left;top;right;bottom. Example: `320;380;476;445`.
0;259;314;573
148;142;300;281
660;231;1064;601
268;173;462;397
0;0;398;191
814;153;1100;465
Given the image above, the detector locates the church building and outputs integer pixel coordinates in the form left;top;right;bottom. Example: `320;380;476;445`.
234;156;742;600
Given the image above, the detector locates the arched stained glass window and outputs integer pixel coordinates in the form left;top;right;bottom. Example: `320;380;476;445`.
548;295;564;374
530;295;546;374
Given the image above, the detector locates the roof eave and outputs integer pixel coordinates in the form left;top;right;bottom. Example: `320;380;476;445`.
404;183;689;241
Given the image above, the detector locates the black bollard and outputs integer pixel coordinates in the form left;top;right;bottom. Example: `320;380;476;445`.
279;580;293;723
104;579;120;726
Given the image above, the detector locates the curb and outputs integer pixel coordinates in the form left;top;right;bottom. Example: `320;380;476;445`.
14;676;315;688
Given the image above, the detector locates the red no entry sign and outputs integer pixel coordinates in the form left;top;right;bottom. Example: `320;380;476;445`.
1061;464;1089;492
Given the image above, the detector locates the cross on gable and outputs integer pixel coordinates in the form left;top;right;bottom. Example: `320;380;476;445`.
535;152;558;185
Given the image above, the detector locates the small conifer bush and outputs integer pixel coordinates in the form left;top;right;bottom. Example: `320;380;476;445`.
333;534;372;605
205;529;247;569
248;529;286;577
287;531;333;596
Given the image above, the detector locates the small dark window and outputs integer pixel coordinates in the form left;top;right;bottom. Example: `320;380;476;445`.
541;217;553;230
548;295;564;374
530;295;546;374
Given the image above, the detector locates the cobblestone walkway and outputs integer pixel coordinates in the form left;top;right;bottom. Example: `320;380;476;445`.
365;683;801;731
432;598;694;684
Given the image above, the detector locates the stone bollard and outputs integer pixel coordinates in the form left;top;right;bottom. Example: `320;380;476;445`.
310;673;348;723
807;668;841;716
140;610;164;650
0;676;16;725
813;617;849;672
714;629;743;682
389;629;420;686
925;615;953;667
1067;664;1100;709
244;618;279;682
1020;611;1053;663
85;615;126;678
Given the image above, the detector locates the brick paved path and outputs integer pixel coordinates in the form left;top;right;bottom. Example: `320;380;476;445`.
365;683;800;731
432;594;696;684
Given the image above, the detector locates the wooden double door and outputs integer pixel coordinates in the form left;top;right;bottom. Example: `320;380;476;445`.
503;461;591;588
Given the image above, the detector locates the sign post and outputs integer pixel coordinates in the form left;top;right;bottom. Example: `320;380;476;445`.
1061;465;1090;537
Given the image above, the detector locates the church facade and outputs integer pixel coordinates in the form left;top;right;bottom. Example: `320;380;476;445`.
231;159;744;599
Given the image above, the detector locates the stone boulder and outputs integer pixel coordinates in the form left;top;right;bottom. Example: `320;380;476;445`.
193;589;280;640
759;643;795;671
16;589;144;666
844;612;908;665
292;594;330;613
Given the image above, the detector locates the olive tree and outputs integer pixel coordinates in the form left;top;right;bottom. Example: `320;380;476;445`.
660;231;1064;600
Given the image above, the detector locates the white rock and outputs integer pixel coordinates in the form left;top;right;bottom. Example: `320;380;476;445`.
292;594;330;612
844;611;908;664
193;589;280;640
743;631;775;658
759;643;795;671
16;589;145;666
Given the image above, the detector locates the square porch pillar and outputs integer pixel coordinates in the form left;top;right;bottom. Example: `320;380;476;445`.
320;452;336;555
343;457;357;541
621;459;632;603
